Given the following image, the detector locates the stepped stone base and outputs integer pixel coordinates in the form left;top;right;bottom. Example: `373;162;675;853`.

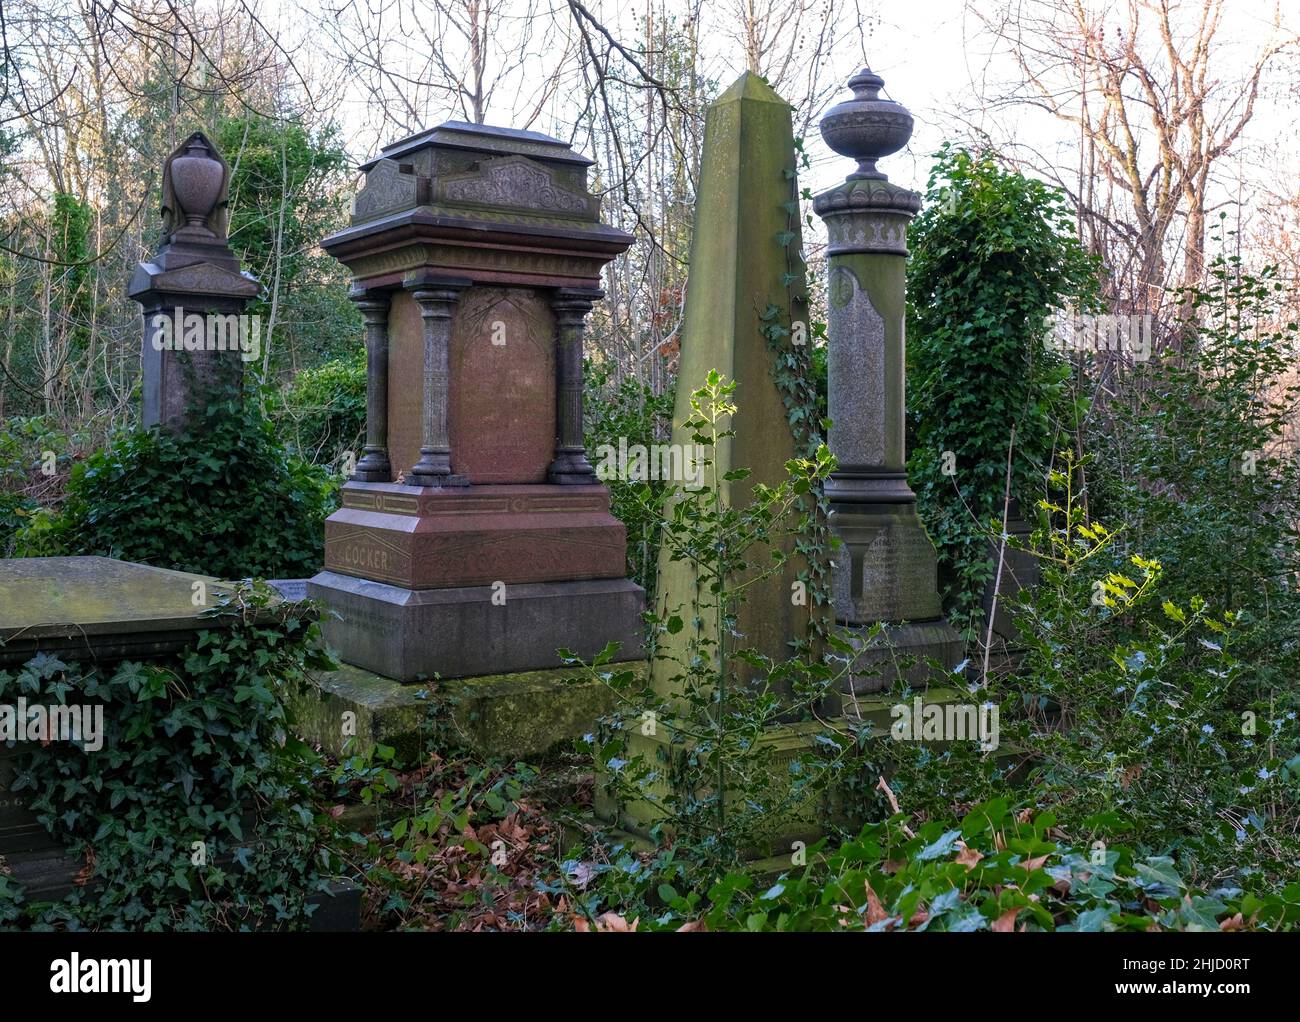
289;660;648;762
307;571;645;682
839;618;965;694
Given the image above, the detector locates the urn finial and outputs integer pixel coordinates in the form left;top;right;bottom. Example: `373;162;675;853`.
818;67;914;181
165;132;228;237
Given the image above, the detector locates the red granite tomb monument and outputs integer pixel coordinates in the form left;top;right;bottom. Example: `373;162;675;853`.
308;121;644;682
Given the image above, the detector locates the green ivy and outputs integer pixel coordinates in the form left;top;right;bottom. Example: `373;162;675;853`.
759;135;834;647
267;347;367;469
14;398;335;578
906;144;1101;637
0;583;339;930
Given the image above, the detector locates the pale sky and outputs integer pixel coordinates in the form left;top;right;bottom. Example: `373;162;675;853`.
217;0;1300;259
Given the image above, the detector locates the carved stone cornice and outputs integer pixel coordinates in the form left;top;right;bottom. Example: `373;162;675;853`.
812;177;922;217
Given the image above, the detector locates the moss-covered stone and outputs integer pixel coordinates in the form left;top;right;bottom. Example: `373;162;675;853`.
287;663;430;762
651;72;813;698
289;661;647;762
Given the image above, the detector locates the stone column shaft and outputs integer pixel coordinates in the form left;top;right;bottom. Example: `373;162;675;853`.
548;288;601;485
819;197;918;506
408;284;468;487
351;288;392;481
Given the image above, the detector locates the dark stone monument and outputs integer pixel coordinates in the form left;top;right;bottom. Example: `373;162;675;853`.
128;132;259;432
308;121;644;683
814;70;962;696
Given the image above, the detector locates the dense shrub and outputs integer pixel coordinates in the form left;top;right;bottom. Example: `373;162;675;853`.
884;460;1300;889
1087;246;1300;700
0;415;83;556
268;348;367;467
13;399;335;578
906;145;1101;636
583;359;674;597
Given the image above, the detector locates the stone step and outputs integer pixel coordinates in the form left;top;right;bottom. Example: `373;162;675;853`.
288;660;648;762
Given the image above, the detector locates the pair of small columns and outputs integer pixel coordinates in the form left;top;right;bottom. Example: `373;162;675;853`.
348;277;600;486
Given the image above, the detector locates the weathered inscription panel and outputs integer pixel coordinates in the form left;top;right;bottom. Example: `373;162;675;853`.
450;288;555;484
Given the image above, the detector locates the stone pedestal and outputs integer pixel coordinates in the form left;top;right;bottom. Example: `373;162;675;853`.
815;70;961;695
310;121;643;682
128;132;259;431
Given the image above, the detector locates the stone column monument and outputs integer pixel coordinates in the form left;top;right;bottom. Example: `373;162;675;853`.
308;121;644;683
128;132;259;431
814;69;962;694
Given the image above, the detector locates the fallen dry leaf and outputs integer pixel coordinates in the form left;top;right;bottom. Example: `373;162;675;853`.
864;881;890;928
566;861;598;890
991;906;1020;932
574;911;639;932
954;840;983;870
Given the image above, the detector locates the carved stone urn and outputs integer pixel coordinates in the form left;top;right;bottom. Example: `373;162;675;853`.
170;138;225;232
819;67;915;180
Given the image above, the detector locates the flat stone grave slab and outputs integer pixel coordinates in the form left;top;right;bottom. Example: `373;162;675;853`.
0;555;249;667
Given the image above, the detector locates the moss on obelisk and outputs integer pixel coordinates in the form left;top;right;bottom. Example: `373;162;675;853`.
650;72;813;698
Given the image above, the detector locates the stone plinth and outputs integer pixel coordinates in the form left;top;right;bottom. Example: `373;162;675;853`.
321;482;627;588
314;121;641;684
308;572;644;683
287;660;647;761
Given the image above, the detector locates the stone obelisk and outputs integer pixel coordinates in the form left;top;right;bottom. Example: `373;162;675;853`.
650;72;813;698
814;69;961;696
